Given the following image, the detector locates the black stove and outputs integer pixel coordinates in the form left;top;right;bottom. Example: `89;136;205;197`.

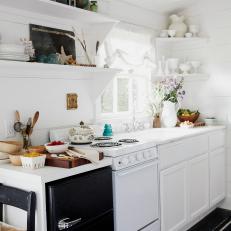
91;142;122;148
118;139;139;143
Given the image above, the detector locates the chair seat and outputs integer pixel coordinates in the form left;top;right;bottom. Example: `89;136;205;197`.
0;222;25;231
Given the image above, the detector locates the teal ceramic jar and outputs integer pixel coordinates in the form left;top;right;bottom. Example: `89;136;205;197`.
103;124;113;137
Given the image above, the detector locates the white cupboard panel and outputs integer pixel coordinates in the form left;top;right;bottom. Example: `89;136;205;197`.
209;131;225;150
188;154;209;222
210;148;226;207
160;162;187;231
159;135;208;170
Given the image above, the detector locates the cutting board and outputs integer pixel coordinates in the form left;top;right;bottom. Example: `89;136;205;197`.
45;152;104;169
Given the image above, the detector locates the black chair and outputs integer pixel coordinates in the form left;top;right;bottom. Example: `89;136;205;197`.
0;183;36;231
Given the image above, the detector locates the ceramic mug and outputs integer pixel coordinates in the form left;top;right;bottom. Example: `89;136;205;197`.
168;29;176;38
185;32;193;38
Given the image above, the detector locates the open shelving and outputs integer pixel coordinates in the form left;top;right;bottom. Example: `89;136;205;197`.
155;37;209;43
0;0;118;25
0;60;121;99
153;73;210;82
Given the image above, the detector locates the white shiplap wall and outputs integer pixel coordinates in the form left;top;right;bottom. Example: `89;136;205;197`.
0;2;166;145
175;0;231;209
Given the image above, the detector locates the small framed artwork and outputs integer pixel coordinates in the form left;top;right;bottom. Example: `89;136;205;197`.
66;93;78;110
29;24;76;64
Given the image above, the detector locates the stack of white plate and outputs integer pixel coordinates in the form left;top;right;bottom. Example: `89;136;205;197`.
0;44;29;61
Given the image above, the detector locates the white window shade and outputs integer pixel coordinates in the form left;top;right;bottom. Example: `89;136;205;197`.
98;23;156;119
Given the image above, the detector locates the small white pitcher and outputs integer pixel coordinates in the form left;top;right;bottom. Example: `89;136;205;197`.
161;101;178;128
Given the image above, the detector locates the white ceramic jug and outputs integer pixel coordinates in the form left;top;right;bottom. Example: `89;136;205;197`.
169;15;187;37
161;101;178;128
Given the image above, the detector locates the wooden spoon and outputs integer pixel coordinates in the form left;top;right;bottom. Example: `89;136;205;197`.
32;111;39;128
29;111;39;135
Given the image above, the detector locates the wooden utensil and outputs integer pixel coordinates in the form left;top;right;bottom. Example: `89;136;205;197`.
14;110;24;132
25;117;32;135
29;111;39;135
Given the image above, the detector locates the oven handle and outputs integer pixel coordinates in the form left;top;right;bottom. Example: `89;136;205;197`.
116;161;157;177
58;217;82;230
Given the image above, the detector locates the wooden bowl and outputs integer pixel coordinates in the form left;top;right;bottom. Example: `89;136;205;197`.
9;154;22;166
28;146;46;154
178;113;200;123
0;141;23;154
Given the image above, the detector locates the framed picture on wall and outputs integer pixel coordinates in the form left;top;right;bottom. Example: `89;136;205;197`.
29;24;76;65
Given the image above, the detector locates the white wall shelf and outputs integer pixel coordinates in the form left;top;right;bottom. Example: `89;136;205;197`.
156;37;209;43
0;60;121;100
0;0;118;25
153;74;210;82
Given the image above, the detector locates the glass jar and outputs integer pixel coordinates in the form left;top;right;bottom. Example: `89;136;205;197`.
90;1;98;12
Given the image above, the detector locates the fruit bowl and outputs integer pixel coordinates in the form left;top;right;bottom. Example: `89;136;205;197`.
45;141;69;154
177;109;200;123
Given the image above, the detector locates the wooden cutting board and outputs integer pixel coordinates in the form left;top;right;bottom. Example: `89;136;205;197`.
45;152;104;169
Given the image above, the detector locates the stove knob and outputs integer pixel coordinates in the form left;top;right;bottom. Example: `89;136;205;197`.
121;157;129;166
136;153;143;161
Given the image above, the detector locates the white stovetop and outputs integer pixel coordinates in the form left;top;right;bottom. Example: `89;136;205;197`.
72;125;226;157
0;126;225;183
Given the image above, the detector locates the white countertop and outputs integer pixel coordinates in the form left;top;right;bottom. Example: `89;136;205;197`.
116;125;226;146
0;157;112;183
0;126;225;183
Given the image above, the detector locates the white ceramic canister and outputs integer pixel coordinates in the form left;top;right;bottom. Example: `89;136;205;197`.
169;15;188;37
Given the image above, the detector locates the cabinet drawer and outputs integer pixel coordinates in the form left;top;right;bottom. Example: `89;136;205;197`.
159;135;208;170
209;130;225;150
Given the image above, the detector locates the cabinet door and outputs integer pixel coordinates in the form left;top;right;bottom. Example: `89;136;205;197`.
160;162;187;231
188;154;209;222
210;148;225;207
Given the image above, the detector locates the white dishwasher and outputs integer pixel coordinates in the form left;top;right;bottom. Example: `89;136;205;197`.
112;147;160;231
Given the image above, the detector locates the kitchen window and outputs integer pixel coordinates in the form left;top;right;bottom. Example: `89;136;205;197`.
97;23;156;119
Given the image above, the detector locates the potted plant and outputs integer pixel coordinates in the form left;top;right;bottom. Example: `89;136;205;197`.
150;77;185;128
161;77;185;127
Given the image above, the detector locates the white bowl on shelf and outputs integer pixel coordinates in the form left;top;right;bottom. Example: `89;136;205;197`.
204;118;217;126
45;142;69;154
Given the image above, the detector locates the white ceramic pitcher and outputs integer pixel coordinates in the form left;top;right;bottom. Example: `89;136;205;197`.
169;15;187;37
161;101;178;128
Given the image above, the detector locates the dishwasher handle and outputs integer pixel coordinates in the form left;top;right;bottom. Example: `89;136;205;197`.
58;217;82;230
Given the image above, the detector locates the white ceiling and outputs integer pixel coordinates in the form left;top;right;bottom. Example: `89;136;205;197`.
120;0;198;13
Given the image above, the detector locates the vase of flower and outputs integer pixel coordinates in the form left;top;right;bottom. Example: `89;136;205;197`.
161;101;178;128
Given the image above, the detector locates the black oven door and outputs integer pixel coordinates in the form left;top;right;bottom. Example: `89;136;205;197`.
46;167;113;231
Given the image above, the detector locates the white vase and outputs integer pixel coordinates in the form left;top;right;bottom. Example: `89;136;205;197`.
169;15;187;38
161;101;178;128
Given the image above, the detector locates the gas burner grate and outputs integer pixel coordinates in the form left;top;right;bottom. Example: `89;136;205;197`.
94;137;112;141
118;139;139;143
91;142;122;148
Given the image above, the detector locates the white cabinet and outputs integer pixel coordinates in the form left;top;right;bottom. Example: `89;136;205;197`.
159;129;226;231
160;162;188;231
188;154;209;221
210;148;226;207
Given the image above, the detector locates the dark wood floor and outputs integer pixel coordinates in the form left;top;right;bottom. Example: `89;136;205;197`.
188;209;231;231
